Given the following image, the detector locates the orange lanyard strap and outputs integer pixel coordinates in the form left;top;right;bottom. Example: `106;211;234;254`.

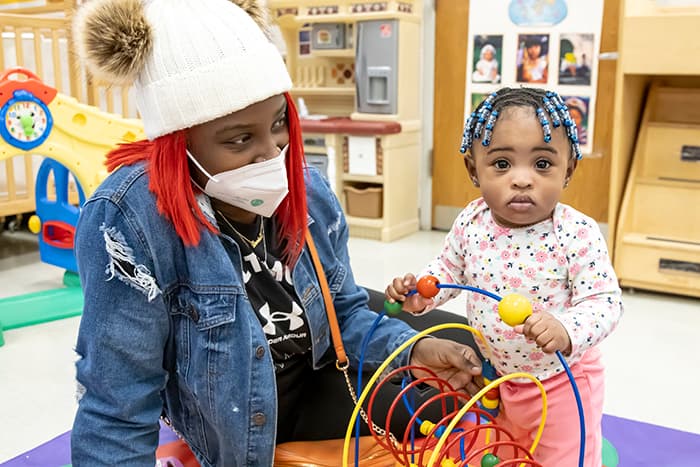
304;229;348;368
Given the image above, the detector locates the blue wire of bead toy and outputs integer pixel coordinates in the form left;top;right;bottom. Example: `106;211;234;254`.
355;311;386;467
398;281;586;467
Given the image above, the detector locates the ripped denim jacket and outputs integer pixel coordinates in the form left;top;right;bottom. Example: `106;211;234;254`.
70;164;417;466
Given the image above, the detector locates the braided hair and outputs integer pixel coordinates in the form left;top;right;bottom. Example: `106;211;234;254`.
460;87;582;160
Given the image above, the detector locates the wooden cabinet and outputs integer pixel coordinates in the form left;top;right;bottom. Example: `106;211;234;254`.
610;1;700;297
299;118;420;241
270;0;423;241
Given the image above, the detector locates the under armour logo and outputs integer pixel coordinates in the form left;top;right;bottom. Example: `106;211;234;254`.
258;301;304;335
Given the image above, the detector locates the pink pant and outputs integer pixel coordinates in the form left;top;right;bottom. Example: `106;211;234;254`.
496;347;605;467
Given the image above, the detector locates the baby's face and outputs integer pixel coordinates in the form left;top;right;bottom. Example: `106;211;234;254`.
484;49;494;61
469;106;572;228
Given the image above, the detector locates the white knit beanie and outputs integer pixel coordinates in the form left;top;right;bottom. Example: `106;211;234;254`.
73;0;292;140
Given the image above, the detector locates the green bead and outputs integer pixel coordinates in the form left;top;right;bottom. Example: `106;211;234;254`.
384;300;403;316
481;453;500;467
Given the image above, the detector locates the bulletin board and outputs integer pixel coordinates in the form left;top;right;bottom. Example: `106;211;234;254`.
465;0;604;155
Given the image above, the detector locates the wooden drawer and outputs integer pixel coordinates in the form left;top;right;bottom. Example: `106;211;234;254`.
628;182;700;238
641;124;700;182
642;124;700;181
616;234;700;298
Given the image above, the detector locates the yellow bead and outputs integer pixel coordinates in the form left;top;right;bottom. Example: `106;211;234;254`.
482;397;499;409
419;420;436;437
498;293;533;327
28;215;41;234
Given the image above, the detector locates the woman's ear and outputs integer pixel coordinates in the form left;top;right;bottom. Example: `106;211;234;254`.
463;154;480;187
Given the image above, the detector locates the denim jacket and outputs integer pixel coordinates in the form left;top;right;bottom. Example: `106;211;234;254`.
71;164;417;466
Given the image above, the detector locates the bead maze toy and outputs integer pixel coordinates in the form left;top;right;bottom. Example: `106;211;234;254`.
342;275;594;467
0;67;145;346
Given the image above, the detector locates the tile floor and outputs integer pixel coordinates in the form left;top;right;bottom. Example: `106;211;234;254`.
1;227;699;463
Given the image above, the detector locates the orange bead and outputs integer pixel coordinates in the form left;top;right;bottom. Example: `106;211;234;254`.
416;275;440;298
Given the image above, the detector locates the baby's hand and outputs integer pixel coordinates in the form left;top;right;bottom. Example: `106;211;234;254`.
385;273;434;314
514;312;572;355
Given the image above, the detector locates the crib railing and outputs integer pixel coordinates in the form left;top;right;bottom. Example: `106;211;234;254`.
0;1;138;224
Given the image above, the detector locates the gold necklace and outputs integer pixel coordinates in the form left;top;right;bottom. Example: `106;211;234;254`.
217;211;264;249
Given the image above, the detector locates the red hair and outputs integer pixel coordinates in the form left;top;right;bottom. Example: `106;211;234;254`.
105;92;308;265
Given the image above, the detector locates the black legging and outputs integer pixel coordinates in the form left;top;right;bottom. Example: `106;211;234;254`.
284;288;482;442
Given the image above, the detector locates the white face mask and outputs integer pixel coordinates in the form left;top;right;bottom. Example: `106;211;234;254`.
187;145;289;218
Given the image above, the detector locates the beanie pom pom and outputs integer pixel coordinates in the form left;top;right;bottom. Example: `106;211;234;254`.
73;0;153;85
231;0;270;35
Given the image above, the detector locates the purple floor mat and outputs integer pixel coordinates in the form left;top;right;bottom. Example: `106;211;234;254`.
1;421;178;467
2;415;698;466
602;414;700;466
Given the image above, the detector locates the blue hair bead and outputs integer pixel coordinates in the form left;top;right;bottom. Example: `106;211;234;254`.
458;88;584;159
480;110;499;147
474;122;484;139
486;110;498;129
460;136;469;153
474;112;488;139
465;111;476;130
537;108;552;143
543;97;561;127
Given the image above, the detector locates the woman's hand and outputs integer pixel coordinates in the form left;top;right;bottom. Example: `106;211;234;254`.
409;338;483;396
514;311;572;354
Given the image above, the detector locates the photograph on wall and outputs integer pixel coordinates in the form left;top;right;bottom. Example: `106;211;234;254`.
516;34;549;84
559;33;594;85
465;0;604;155
562;95;590;145
471;92;489;111
472;35;503;84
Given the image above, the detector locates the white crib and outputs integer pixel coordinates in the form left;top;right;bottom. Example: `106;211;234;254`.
0;0;137;229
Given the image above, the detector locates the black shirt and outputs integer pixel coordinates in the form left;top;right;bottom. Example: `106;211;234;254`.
217;213;311;441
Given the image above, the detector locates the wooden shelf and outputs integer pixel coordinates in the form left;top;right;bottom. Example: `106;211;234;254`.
292;87;355;96
294;12;420;24
620;4;700;75
622;233;700;251
345;215;384;227
636;178;700;188
309;49;355;58
303;145;327;153
613;80;700;298
342;174;384;184
272;0;423;242
616;233;700;298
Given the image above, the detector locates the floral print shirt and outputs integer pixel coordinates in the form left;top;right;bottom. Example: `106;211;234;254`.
422;198;623;380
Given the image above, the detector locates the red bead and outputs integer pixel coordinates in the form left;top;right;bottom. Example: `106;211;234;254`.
416;275;440;298
485;388;500;399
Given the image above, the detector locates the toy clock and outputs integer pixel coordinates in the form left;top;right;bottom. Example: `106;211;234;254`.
0;68;57;151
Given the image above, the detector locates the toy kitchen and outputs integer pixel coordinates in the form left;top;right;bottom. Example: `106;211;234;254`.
270;0;423;241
